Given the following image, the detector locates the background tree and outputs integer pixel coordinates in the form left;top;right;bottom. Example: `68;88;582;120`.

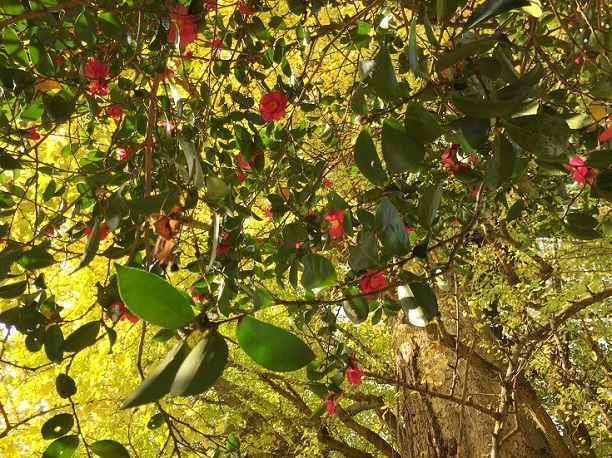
0;0;611;457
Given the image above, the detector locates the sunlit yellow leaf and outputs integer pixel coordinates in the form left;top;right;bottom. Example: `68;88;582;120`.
33;77;61;93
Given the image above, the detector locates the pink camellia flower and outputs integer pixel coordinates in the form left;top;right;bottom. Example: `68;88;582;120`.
237;1;254;15
106;104;122;120
237;152;252;170
190;285;201;302
574;54;584;65
84;57;110;96
28;126;40;140
167;6;198;48
161;67;173;80
259;91;288;122
346;357;365;385
84;221;110;241
325;210;347;239
159;120;176;133
600;122;612;143
117;148;130;161
358;270;388;297
108;301;139;323
207;37;224;53
566;155;596;185
265;201;274;219
326;398;336;416
441;144;459;165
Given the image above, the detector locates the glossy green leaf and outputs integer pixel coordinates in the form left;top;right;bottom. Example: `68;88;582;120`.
451;117;490;149
147;413;166;430
61;321;101;353
310;400;328;419
170;333;228;396
98;12;124;37
486;134;516;189
567;212;598;230
506;200;524;222
74;11;97;44
42;435;79;458
418;184;444;229
564;224;602;240
0;0;25;15
205;176;230;201
462;0;530;32
72;218;100;273
586;150;612;168
354;127;386;186
41;413;74;440
381;117;425;174
348;231;379;272
121;341;188;408
43;93;76;123
55;373;77;399
505;114;571;162
18;247;56;270
3;27;29;67
594;171;612;202
437;0;459;22
116;265;195;329
301;254;337;289
375;198;410;256
350;86;369;116
236;316;315;372
590;79;612;101
45;325;64;365
342;287;369;324
371;45;401;101
90;440;130;458
404;102;446;144
398;283;438;327
408;19;430;80
451;93;525;119
0;279;27;299
435;40;495;73
125;188;180;216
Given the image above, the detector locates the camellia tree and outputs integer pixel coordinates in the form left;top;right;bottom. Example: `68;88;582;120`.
0;0;611;456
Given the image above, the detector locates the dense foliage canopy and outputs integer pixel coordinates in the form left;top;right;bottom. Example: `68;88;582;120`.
0;0;611;456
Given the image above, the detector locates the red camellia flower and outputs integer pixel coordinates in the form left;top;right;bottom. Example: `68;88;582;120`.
237;152;252;170
106;104;122;120
108;301;139;323
207;37;224;53
326;398;336;416
566;155;596;185
167;6;198;48
358;270;388;297
28;126;40;141
237;1;254;15
259;91;288;122
325;210;347;239
346;357;365;385
84;221;110;241
117;148;130;161
159;120;176;133
84;57;110;96
600;121;612;142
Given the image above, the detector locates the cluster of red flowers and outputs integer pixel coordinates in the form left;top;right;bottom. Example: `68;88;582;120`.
566;156;596;185
441;144;471;175
84;221;110;241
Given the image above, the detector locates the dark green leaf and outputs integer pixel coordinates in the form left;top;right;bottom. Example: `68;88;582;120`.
170;333;228;396
72;218;100;273
462;0;530;32
486;134;516;189
90;440;130;458
408;19;430;80
43;93;75;123
45;325;64;365
564;224;602;240
586;150;612;168
594;171;612;202
404;102;446;144
0;279;27;299
116;265;195;329
398;283;438;327
590;79;612;101
98;12;124;37
418;184;444;229
348;231;379;272
451;93;525;119
354;128;386;186
451;117;490;149
505;200;524;221
18;247;56;270
371;45;401;101
437;0;459;22
505;114;571;162
125;188;180;216
567;212;598;230
41;413;74;440
375;198;410;256
61;321;100;353
236;316;315;372
152;328;178;343
350;86;369;116
3;27;29;68
310;400;328;419
381;117;425;174
301;254;337;289
74;11;97;44
55;373;76;399
0;151;22;169
342;287;369;324
121;341;188;408
147;413;166;430
42;435;79;458
435;40;495;73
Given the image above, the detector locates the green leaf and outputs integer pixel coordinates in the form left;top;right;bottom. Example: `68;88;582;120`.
398;283;438;327
61;321;100;353
147;413;166;430
121;341;188;408
437;0;459;22
205;176;230;201
586;150;612;168
0;151;22;170
72;218;100;273
381;117;425;174
236;316;315;372
404;102;446;144
310;400;328;419
594;171;612;202
55;373;77;399
506;200;524;222
98;12;124;38
505;114;571;162
18;247;56;270
350;86;369;116
371;45;401;101
485;134;516;189
3;27;29;68
435;40;495;73
418;184;444;229
348;231;379;272
170;333;228;396
451;93;525;119
42;435;79;458
567;212;598;230
342;287;369;324
90;440;130;458
590;79;612;101
0;0;25;15
564;224;602;240
43;92;75;123
0;279;27;299
375;198;410;256
116;265;195;329
74;10;97;44
462;0;531;32
45;325;64;365
301;254;337;290
41;413;74;440
125;188;180;216
354;128;386;186
408;19;430;80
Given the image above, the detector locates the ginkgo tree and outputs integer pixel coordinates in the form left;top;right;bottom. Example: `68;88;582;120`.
0;0;611;456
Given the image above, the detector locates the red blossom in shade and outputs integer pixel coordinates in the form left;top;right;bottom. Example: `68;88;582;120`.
600;123;612;143
326;398;336;416
108;301;139;323
159;120;176;133
237;152;252;170
84;221;110;241
566;155;596;185
190;285;201;302
161;68;173;79
236;169;246;182
207;37;224;53
574;54;584;65
322;179;333;188
106;104;122;120
259;91;288;122
405;225;415;235
43;227;55;236
325;210;347;239
167;6;198;48
28;126;40;140
358;270;388;297
216;234;231;256
117;148;130;161
471;186;480;197
84;57;110;96
346;357;365;385
204;0;217;10
441;144;459;165
265;201;274;219
237;1;254;15
55;56;67;67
